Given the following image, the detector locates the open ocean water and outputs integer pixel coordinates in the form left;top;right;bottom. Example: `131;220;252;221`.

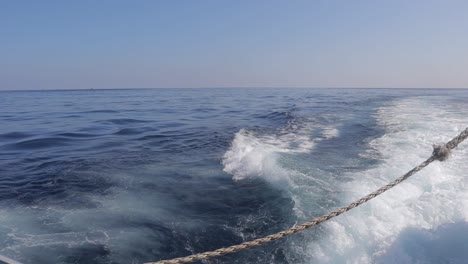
0;88;467;264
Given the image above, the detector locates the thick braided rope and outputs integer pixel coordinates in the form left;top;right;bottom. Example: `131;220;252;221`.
146;127;468;264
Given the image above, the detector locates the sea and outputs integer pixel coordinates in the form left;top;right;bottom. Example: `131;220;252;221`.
0;88;467;264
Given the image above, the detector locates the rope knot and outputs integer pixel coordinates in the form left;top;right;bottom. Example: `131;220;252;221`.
432;144;450;161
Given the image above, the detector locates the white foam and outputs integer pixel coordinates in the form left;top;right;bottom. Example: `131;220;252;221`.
0;171;184;263
305;97;468;264
222;128;313;182
321;127;339;139
222;118;345;236
222;115;340;182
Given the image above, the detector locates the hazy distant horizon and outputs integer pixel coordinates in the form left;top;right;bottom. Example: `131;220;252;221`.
1;87;468;92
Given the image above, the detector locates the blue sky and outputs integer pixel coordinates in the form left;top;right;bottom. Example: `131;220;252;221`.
1;0;467;89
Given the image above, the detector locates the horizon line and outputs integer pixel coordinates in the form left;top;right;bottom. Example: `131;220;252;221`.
1;87;468;92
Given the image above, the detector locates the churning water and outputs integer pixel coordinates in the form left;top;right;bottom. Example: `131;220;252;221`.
0;88;467;264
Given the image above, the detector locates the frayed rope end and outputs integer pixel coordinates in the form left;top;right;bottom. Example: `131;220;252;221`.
432;144;450;161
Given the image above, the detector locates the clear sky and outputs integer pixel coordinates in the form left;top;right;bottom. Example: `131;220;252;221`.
1;0;468;90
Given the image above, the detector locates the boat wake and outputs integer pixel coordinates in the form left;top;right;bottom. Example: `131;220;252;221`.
222;97;468;264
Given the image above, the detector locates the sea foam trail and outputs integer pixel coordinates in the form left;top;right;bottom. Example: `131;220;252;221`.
306;97;468;264
222;96;468;264
222;128;313;182
222;116;338;182
222;114;345;252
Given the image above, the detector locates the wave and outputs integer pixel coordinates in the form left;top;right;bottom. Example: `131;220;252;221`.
6;137;70;150
99;118;150;125
56;132;102;138
222;112;342;180
113;128;150;136
306;97;468;264
0;132;33;140
222;115;343;228
377;222;468;264
222;96;468;264
255;110;294;122
223;120;317;182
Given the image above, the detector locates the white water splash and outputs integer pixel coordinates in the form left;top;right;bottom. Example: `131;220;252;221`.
222;116;339;182
306;97;468;264
222;128;314;181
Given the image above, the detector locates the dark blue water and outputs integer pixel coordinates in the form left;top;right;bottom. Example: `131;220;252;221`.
0;88;467;264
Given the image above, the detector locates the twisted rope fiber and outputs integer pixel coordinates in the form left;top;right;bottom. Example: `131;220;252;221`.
147;127;468;264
